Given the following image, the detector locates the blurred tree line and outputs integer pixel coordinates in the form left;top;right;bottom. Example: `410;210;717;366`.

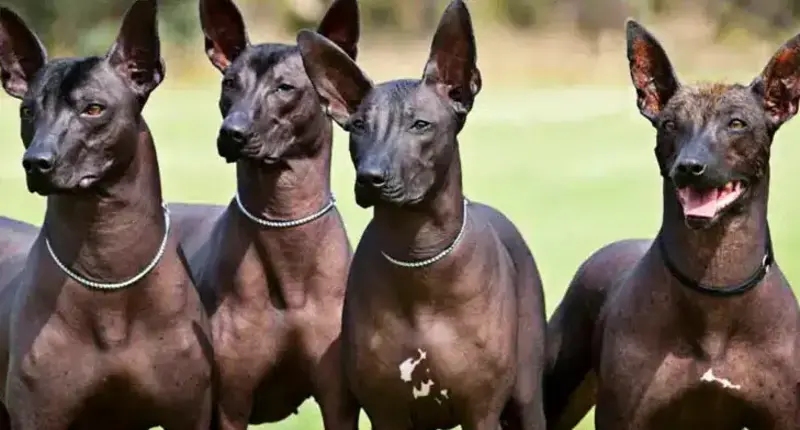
4;0;799;53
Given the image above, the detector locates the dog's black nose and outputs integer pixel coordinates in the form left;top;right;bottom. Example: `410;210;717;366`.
675;159;707;177
220;124;250;145
22;152;55;175
356;168;387;188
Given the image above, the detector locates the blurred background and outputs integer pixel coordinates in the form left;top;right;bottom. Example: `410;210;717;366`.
2;0;800;429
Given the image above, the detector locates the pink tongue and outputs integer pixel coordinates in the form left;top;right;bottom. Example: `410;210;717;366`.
678;188;717;218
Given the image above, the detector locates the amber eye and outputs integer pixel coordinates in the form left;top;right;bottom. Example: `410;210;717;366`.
82;103;105;117
728;118;747;130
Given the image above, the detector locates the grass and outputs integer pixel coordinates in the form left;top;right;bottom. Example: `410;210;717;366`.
2;65;800;430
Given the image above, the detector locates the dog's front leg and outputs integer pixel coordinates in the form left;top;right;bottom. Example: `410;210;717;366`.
462;409;504;430
6;386;79;430
161;382;214;430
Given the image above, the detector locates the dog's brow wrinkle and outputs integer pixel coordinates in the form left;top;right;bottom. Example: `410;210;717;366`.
248;44;295;78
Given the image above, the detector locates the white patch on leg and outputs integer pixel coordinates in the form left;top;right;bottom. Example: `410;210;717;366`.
440;389;448;398
700;369;742;390
413;379;435;398
399;349;427;382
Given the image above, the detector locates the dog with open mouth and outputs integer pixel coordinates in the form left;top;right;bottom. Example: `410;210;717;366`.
544;19;800;430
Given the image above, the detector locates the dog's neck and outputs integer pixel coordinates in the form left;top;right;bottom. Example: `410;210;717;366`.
43;121;166;283
658;176;770;290
372;146;465;262
235;114;333;223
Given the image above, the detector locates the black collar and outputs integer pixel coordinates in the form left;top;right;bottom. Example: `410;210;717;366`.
657;234;773;297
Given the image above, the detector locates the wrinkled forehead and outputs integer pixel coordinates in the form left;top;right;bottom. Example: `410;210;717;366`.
234;43;304;78
27;57;123;104
360;79;442;118
665;83;761;122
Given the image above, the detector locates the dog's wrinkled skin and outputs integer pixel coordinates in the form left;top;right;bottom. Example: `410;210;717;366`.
166;0;359;428
298;1;547;430
0;2;213;428
544;20;800;430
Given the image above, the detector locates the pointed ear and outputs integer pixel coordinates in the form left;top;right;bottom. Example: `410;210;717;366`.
751;32;800;130
200;0;249;72
316;0;360;60
297;30;372;127
626;20;679;122
106;0;164;100
422;0;481;117
0;7;47;99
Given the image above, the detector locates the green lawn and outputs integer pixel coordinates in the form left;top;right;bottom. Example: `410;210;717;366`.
1;80;799;430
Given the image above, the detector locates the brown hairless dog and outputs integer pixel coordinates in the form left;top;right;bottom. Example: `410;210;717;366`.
544;20;800;430
166;0;360;429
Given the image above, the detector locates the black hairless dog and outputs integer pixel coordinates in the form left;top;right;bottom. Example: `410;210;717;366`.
298;1;547;429
0;1;213;428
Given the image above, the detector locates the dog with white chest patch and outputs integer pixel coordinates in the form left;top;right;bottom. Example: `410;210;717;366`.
297;1;548;429
544;20;800;430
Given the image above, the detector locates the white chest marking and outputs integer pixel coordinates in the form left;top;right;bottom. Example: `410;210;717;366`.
413;378;435;398
700;369;742;390
399;348;427;382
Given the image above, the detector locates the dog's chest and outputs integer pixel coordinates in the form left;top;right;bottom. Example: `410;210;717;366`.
346;309;515;427
596;332;797;429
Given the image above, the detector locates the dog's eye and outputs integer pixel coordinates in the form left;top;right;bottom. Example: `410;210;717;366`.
82;103;105;117
19;106;33;120
728;118;747;130
661;120;676;132
411;119;431;131
222;78;236;90
349;119;366;132
276;83;295;92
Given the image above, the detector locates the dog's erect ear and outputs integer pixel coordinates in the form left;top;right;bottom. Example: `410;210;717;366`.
316;0;360;60
751;32;800;130
297;30;372;127
422;0;482;116
626;19;679;122
200;0;249;72
106;0;164;99
0;7;47;99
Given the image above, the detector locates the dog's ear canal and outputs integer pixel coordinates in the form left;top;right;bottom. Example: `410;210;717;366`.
106;0;164;100
752;32;800;130
200;0;249;73
625;19;679;123
421;0;482;117
0;7;47;99
316;0;360;60
297;30;372;128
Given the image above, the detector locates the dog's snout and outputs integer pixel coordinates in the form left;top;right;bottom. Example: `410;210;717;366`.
220;122;251;145
22;151;55;175
356;167;387;188
675;159;707;177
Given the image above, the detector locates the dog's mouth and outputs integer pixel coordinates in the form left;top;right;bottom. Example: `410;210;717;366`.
677;180;747;224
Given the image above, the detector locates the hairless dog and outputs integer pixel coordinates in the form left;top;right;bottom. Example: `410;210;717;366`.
544;20;800;430
166;0;360;428
0;1;213;428
298;1;547;429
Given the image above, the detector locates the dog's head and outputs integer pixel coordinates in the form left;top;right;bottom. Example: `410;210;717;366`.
298;0;481;208
626;20;800;229
200;0;359;166
0;0;163;196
